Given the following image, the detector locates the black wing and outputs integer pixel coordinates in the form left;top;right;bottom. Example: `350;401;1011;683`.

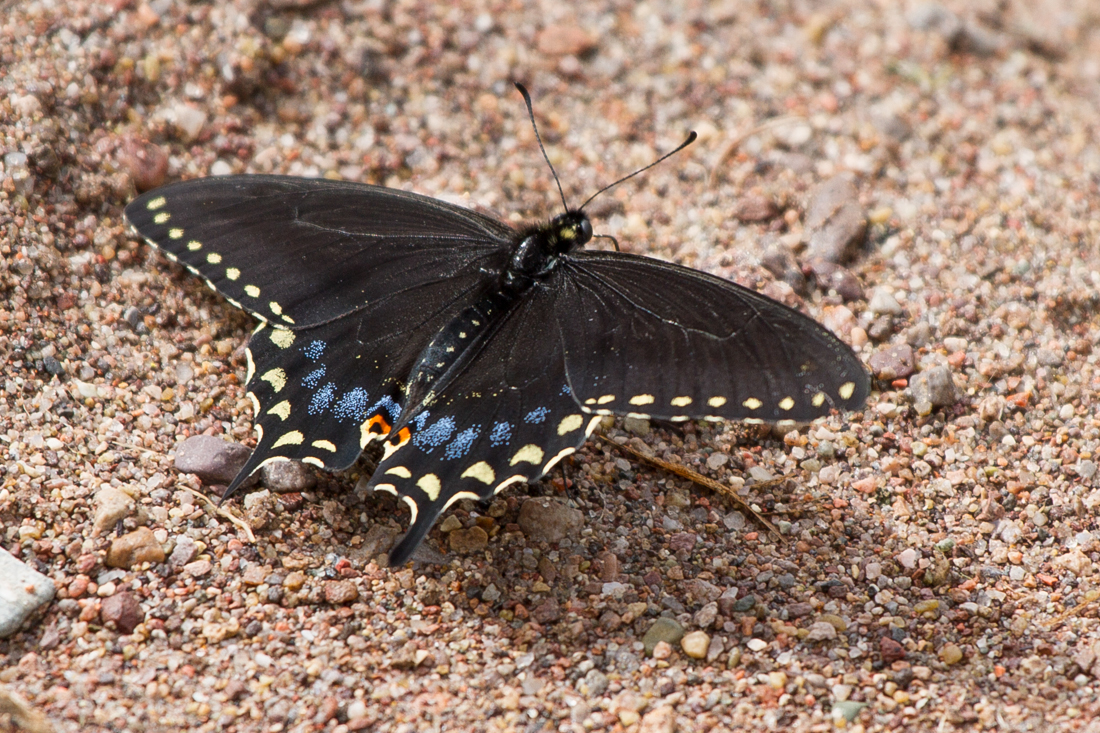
125;175;517;492
124;175;514;328
368;285;599;565
556;251;869;422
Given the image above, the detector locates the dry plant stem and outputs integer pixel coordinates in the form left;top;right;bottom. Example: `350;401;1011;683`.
707;115;808;187
599;434;783;539
180;486;257;543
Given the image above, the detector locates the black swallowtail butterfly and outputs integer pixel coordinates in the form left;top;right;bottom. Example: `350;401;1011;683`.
125;85;868;565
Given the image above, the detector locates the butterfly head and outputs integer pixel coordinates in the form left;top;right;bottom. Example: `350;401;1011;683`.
548;210;593;254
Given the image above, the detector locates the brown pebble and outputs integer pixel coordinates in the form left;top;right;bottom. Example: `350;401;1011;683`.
518;498;583;543
535;24;595;56
734;194;778;222
116;135;168;192
183;559;212;577
101;591;144;634
532;598;561;623
868;344;916;380
106;527;165;569
323;580;359;605
448;526;489;554
880;636;907;663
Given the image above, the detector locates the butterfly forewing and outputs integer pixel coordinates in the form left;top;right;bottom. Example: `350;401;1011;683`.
125;176;513;329
557;252;869;422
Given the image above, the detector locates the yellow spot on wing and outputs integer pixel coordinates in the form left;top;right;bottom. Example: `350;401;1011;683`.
244;284;260;298
245;347;255;384
742;397;763;410
267;401;291;420
629;394;655;406
442;490;482;510
839;381;856;400
543;447;576;474
374;483;397;495
206;252;222;264
510;444;544;465
779;396;795;411
386;466;412;478
261;368;287;392
146;196;166;210
272;430;303;448
302;457;324;468
153;212;170;224
269;301;283;316
168;228;184;239
812;392;826;407
708;396;727;408
187;240;202;251
226;267;240;280
462;461;496;484
671;396;692;407
417;473;441;501
402;496;419;525
597;394;615;404
247;392;260;416
312;440;337;453
557;414;583;435
270;328;295;349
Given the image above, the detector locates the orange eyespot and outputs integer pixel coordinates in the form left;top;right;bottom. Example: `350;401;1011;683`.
366;413;391;435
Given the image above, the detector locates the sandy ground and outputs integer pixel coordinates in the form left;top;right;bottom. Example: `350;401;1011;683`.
4;0;1100;730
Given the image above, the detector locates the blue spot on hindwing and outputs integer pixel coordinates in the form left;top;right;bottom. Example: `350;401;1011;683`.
303;340;326;361
444;426;480;460
524;407;549;424
489;421;512;447
303;366;326;388
309;383;336;415
333;388;369;421
560;384;572;396
414;416;455;452
369;395;401;421
412;412;432;430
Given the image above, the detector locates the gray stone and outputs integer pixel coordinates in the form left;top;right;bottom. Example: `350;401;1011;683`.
909;366;959;407
168;535;197;568
260;459;317;492
174;435;250;485
0;548;56;638
643;617;685;656
803;175;866;265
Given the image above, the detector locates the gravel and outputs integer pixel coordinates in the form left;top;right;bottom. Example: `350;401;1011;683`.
4;0;1100;730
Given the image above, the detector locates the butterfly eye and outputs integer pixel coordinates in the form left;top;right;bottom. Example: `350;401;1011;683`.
578;217;593;243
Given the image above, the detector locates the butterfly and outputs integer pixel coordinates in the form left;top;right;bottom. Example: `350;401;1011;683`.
124;84;869;565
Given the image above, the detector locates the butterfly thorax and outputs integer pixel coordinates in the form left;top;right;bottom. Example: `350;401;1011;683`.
501;210;592;292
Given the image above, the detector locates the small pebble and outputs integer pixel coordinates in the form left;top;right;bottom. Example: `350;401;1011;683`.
517;498;583;543
106;528;165;569
643;617;685;656
680;630;710;659
448;527;489;554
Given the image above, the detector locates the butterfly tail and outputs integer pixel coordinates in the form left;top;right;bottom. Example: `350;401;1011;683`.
387;500;444;566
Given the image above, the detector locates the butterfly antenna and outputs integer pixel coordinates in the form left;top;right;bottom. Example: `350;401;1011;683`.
580;130;697;211
515;82;570;213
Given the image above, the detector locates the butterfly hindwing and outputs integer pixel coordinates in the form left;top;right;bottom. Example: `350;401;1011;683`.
368;286;600;565
125;175;514;329
557;251;870;422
